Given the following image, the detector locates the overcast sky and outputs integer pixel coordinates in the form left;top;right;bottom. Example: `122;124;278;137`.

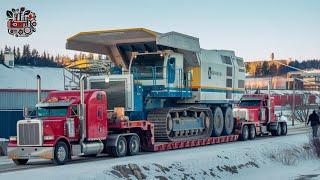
1;0;319;61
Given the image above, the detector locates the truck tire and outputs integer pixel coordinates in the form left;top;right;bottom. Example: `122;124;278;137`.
248;125;256;140
240;125;249;141
211;107;224;137
271;124;281;136
281;123;287;135
111;136;127;157
53;141;69;165
127;135;140;156
13;159;28;165
222;107;234;135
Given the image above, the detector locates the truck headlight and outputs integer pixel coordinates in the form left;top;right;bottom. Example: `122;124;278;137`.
9;136;17;141
43;135;54;141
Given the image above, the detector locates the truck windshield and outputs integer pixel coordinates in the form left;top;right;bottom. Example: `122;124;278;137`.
239;100;260;107
37;107;68;117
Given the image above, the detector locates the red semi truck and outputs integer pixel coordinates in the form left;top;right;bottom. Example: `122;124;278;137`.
7;77;286;165
233;93;288;140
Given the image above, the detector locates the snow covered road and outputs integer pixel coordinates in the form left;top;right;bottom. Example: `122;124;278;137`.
0;127;318;180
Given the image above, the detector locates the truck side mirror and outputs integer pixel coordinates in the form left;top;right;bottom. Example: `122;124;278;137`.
23;106;37;119
23;107;29;119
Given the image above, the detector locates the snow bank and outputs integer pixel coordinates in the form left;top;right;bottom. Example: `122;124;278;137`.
0;134;319;180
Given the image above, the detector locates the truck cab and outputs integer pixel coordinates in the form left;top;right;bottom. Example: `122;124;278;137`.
8;90;108;165
235;94;276;124
233;94;287;140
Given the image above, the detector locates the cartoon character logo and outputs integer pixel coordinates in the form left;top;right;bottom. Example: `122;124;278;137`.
6;7;37;37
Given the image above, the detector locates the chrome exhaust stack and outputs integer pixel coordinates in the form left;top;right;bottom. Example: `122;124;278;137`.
36;75;41;103
79;75;87;144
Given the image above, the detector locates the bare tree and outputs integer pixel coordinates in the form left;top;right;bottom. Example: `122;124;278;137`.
295;93;314;124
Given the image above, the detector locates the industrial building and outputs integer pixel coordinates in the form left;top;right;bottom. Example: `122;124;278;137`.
245;70;320;91
0;64;67;138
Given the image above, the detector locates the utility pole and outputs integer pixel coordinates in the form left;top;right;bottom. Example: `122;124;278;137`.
292;78;295;126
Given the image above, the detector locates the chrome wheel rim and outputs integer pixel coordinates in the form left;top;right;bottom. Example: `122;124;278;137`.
57;146;66;162
130;138;139;153
244;127;249;139
251;126;255;138
118;140;126;154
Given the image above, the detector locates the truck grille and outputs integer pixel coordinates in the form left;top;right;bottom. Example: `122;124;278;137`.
18;122;41;146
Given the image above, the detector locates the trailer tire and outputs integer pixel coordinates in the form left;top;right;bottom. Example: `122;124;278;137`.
53;141;69;165
222;107;234;135
13;159;28;165
111;136;127;157
211;107;224;137
240;125;249;141
271;124;281;136
248;125;256;140
127;135;140;156
281;123;287;135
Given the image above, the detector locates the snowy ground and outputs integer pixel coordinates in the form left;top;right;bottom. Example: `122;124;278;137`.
0;129;319;180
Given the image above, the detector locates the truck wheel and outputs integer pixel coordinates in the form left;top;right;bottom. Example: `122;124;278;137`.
13;159;28;165
281;123;287;135
53;141;69;165
111;136;127;157
248;125;256;140
211;107;224;137
240;125;249;141
222;107;234;135
271;124;281;136
127;135;140;156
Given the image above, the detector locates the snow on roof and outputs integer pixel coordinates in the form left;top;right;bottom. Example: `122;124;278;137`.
0;64;70;90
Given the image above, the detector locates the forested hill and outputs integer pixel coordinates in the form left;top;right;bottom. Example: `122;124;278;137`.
245;59;320;77
0;44;63;68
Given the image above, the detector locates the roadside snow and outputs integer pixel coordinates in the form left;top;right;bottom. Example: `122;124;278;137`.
0;133;319;180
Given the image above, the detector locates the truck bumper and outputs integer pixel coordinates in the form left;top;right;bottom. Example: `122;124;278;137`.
7;146;54;160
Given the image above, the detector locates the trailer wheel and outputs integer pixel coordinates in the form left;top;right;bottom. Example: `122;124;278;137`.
240;125;249;141
248;125;256;140
13;159;28;165
127;135;140;156
53;141;69;165
111;136;127;157
281;123;287;135
211;107;224;137
271;124;282;136
222;107;234;135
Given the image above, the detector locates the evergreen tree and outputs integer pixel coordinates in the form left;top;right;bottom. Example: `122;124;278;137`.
269;63;277;76
13;46;16;59
31;49;39;57
42;51;47;59
255;63;263;77
0;49;4;63
16;47;21;59
22;44;31;57
262;61;270;76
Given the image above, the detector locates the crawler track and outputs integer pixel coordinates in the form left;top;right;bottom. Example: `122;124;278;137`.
147;106;213;142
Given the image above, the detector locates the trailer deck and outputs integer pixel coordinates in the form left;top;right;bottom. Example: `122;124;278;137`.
108;119;239;152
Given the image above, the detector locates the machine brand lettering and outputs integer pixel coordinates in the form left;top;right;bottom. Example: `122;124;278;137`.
6;7;37;37
208;67;222;79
